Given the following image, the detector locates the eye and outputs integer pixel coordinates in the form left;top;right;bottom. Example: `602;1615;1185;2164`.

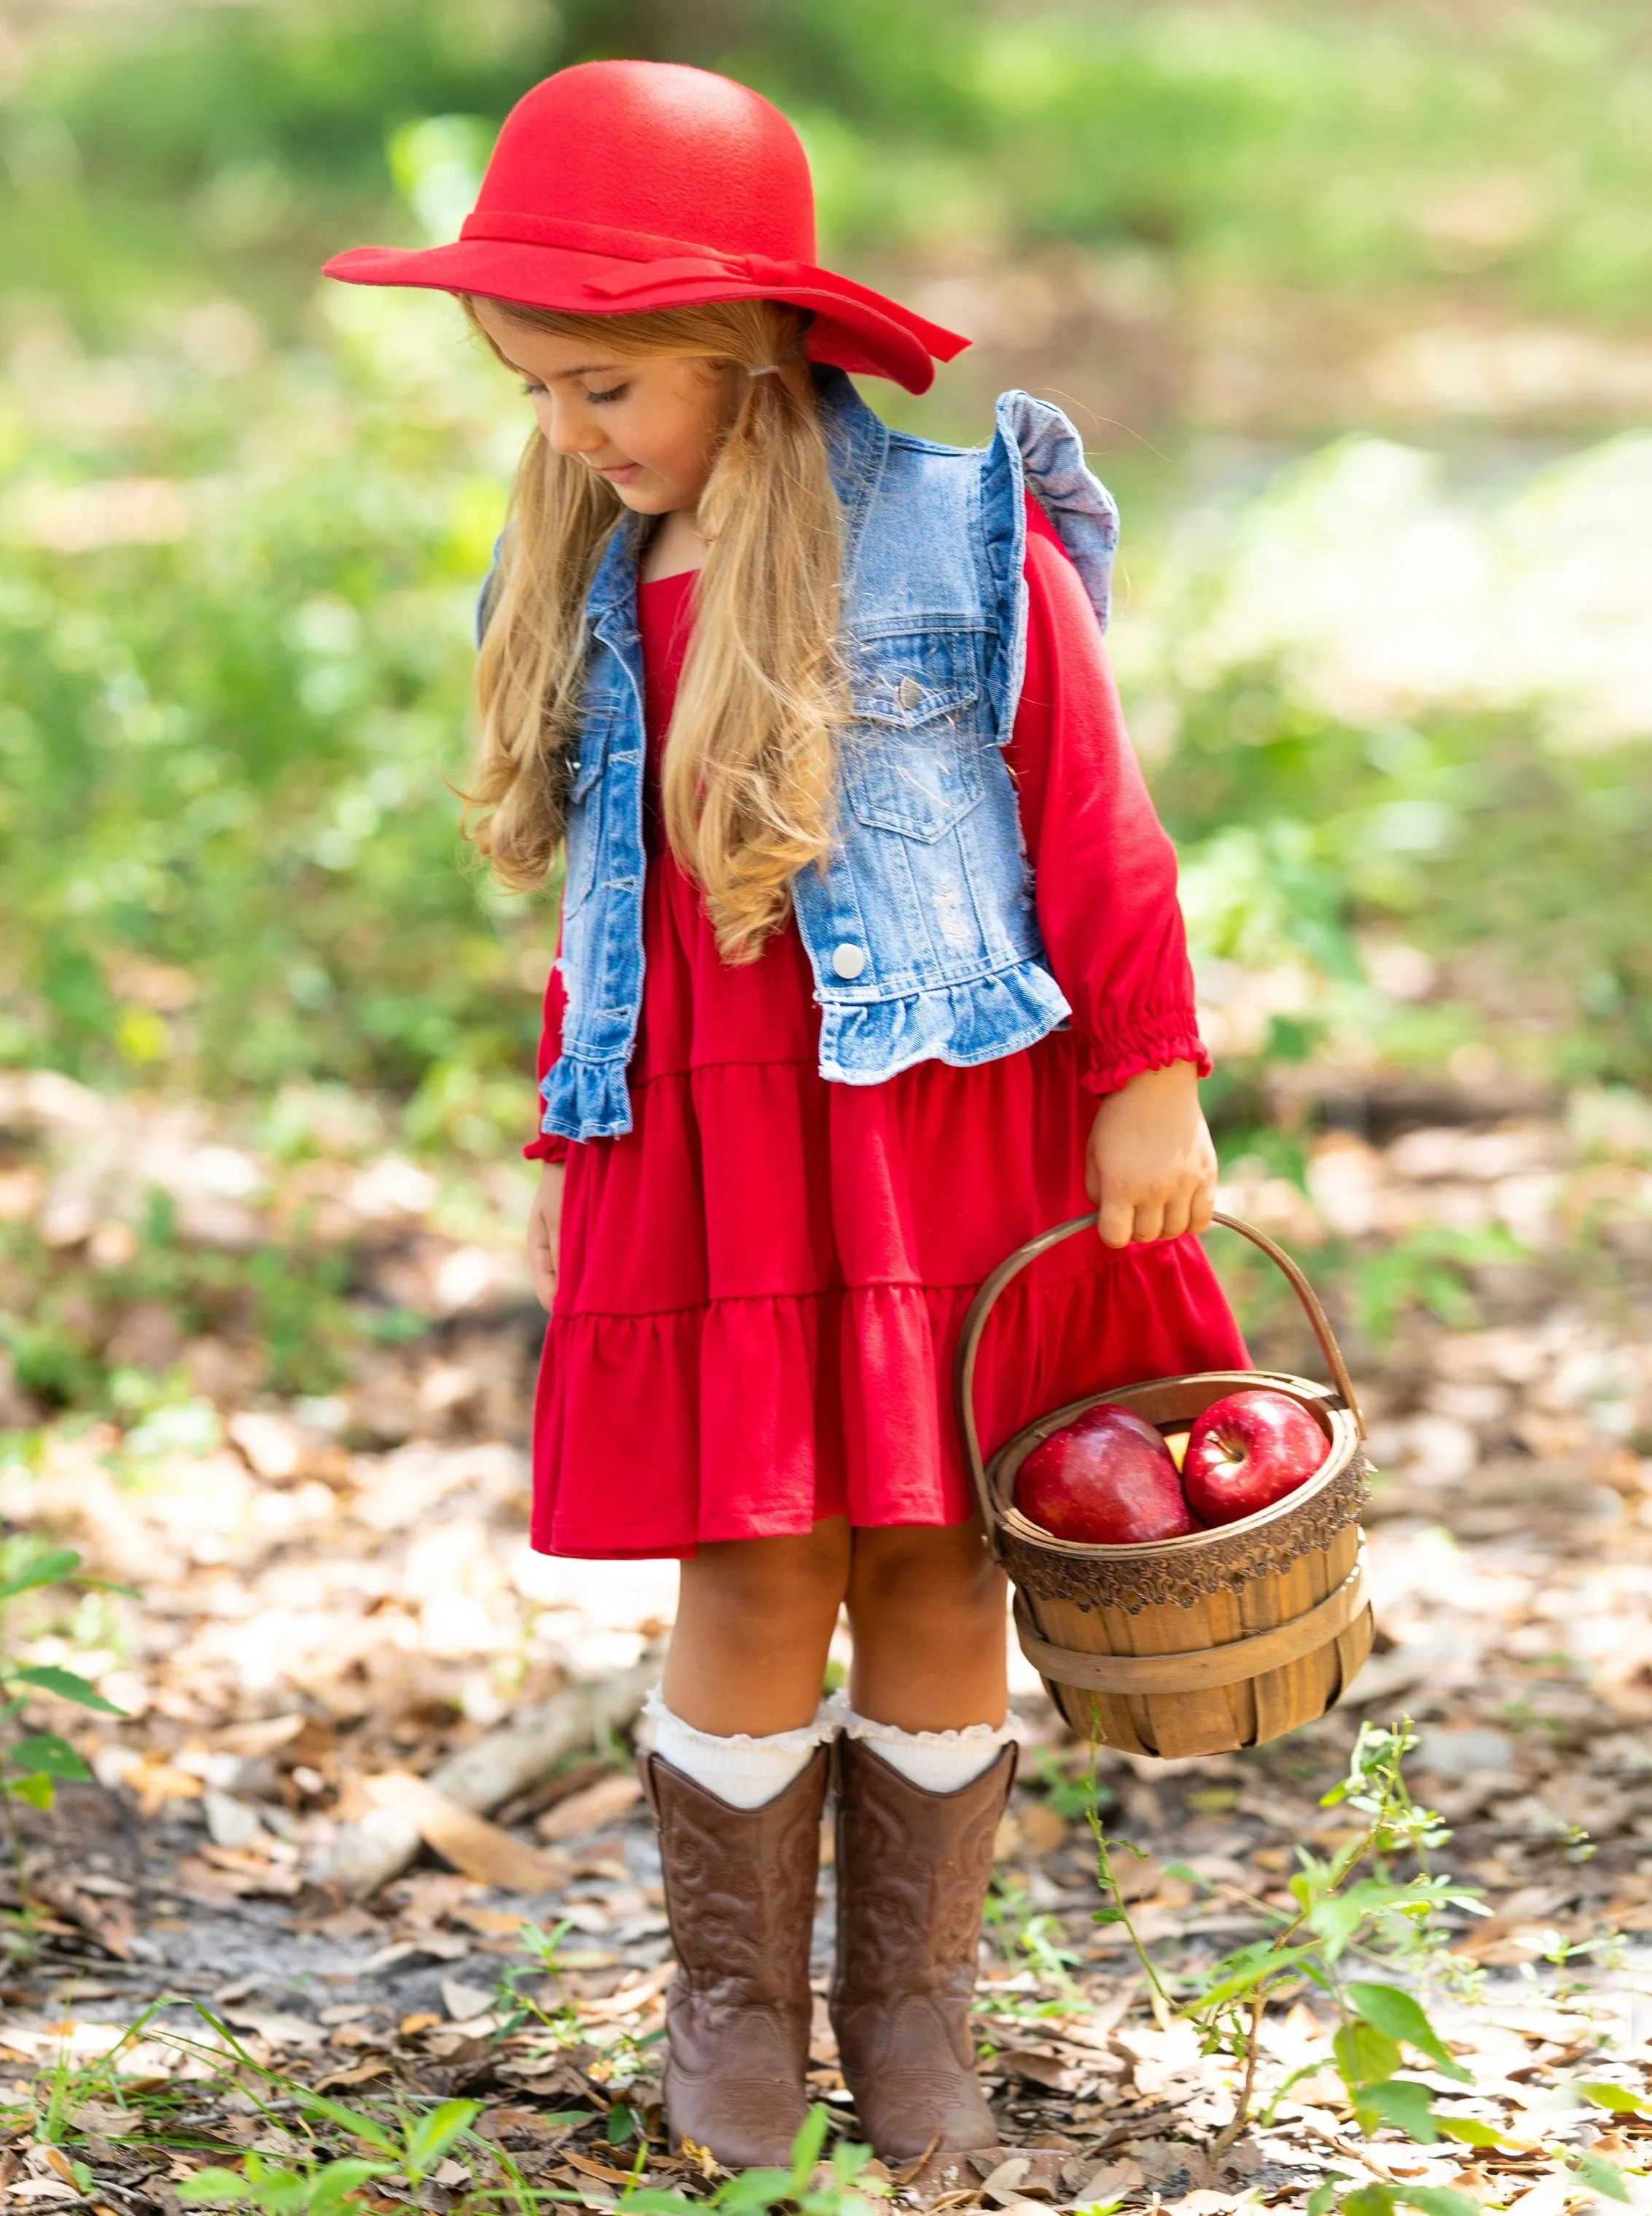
519;379;547;397
584;382;630;405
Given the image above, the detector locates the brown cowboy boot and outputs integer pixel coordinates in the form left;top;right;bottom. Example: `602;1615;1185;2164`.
640;1744;828;2169
830;1736;1016;2161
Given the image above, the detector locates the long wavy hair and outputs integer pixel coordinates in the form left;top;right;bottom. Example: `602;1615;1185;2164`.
462;297;845;961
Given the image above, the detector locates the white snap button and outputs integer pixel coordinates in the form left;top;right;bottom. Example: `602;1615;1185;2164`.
832;942;868;980
897;676;923;711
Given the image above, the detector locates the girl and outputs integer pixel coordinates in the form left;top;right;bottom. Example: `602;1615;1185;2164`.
327;58;1245;2169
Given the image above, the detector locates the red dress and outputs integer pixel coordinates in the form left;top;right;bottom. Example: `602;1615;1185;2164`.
526;505;1244;1558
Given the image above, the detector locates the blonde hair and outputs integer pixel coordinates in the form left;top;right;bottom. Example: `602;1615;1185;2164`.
463;297;844;961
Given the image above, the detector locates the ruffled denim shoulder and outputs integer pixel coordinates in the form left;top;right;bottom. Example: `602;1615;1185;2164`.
994;391;1119;631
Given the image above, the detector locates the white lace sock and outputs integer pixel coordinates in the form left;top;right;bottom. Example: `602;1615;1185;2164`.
644;1689;830;1810
827;1692;1018;1793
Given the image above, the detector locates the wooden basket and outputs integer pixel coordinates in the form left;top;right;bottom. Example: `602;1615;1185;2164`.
955;1212;1374;1759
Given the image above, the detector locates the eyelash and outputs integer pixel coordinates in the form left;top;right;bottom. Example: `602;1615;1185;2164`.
518;380;630;405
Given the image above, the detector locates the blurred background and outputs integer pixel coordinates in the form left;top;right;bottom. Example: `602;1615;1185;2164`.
2;0;1651;1441
7;2;1652;2108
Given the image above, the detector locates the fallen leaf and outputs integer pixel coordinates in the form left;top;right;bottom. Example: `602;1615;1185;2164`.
1072;2158;1146;2201
218;2004;327;2050
449;1903;529;1938
440;1977;496;2021
313;2058;394;2090
560;2147;644;2186
980;2155;1032;2205
995;2046;1078;2091
1016;1800;1069;1856
571;1961;675;2018
534;1771;643;1841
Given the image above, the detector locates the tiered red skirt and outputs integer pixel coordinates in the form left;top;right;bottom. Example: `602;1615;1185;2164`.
529;566;1245;1559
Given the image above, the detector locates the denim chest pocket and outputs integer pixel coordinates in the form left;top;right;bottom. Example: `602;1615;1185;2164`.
840;633;986;843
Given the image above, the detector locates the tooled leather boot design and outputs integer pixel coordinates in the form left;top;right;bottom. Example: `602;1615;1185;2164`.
829;1736;1016;2161
640;1745;829;2169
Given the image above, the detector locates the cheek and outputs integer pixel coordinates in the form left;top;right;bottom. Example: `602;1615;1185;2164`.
623;397;721;482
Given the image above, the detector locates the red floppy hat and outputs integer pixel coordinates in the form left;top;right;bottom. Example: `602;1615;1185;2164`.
323;59;970;395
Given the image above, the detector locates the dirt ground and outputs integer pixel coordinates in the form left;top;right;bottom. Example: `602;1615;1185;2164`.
4;1073;1652;2210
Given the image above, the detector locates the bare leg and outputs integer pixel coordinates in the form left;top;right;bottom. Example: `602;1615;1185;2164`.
662;1517;852;1736
844;1520;1008;1731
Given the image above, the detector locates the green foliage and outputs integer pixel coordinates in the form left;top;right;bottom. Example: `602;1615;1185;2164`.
1028;1741;1115;1820
0;1542;133;1932
14;0;1652;322
984;1870;1085;2015
617;2102;888;2212
0;0;1648;1128
179;2096;480;2214
1088;1721;1492;2159
1083;1723;1646;2212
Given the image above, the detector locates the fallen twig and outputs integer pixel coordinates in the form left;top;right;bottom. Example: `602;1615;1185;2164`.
316;1657;656;1898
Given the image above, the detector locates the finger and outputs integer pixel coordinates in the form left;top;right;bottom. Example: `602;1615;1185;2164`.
1131;1200;1166;1244
1159;1190;1193;1241
1188;1181;1217;1237
1096;1198;1135;1249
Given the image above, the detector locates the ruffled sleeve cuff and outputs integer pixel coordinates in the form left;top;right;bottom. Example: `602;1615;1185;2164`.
523;1130;572;1164
1079;1018;1212;1097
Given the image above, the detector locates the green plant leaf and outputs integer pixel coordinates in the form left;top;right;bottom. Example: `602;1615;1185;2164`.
1395;2188;1482;2216
1578;2083;1652;2117
1571;2150;1632;2203
717;2167;796;2213
8;1665;125;1714
305;2158;395;2215
788;2102;830;2185
1347;1983;1473;2081
1355;2078;1440;2144
0;1549;82;1602
286;2088;399;2155
1341;2187;1397;2216
8;1733;91;1780
7;1772;55;1809
1435;2115;1509;2148
1196;1941;1322;2010
1335;2017;1401;2090
177;2167;252;2204
1306;2188;1337;2216
402;2098;482;2177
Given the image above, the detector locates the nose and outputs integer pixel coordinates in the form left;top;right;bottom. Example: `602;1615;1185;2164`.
539;393;607;460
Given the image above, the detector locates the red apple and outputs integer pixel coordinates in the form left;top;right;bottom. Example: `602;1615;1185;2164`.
1014;1407;1194;1544
1181;1389;1328;1526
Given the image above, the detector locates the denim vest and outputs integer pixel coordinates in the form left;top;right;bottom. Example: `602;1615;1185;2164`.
537;370;1118;1144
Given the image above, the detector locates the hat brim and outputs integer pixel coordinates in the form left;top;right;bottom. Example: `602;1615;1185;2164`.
322;239;967;395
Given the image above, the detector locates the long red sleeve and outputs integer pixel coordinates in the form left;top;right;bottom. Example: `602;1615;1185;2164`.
523;955;571;1162
1009;505;1209;1093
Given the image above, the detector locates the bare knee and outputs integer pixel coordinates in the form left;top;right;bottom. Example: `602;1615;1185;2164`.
680;1518;852;1628
846;1521;1005;1627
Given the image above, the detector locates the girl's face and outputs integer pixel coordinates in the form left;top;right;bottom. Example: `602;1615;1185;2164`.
472;299;736;517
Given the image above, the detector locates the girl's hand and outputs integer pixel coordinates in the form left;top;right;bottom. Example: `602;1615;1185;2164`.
1084;1061;1217;1248
527;1161;566;1310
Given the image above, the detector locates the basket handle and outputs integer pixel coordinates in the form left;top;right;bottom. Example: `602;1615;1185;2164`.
952;1210;1365;1554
